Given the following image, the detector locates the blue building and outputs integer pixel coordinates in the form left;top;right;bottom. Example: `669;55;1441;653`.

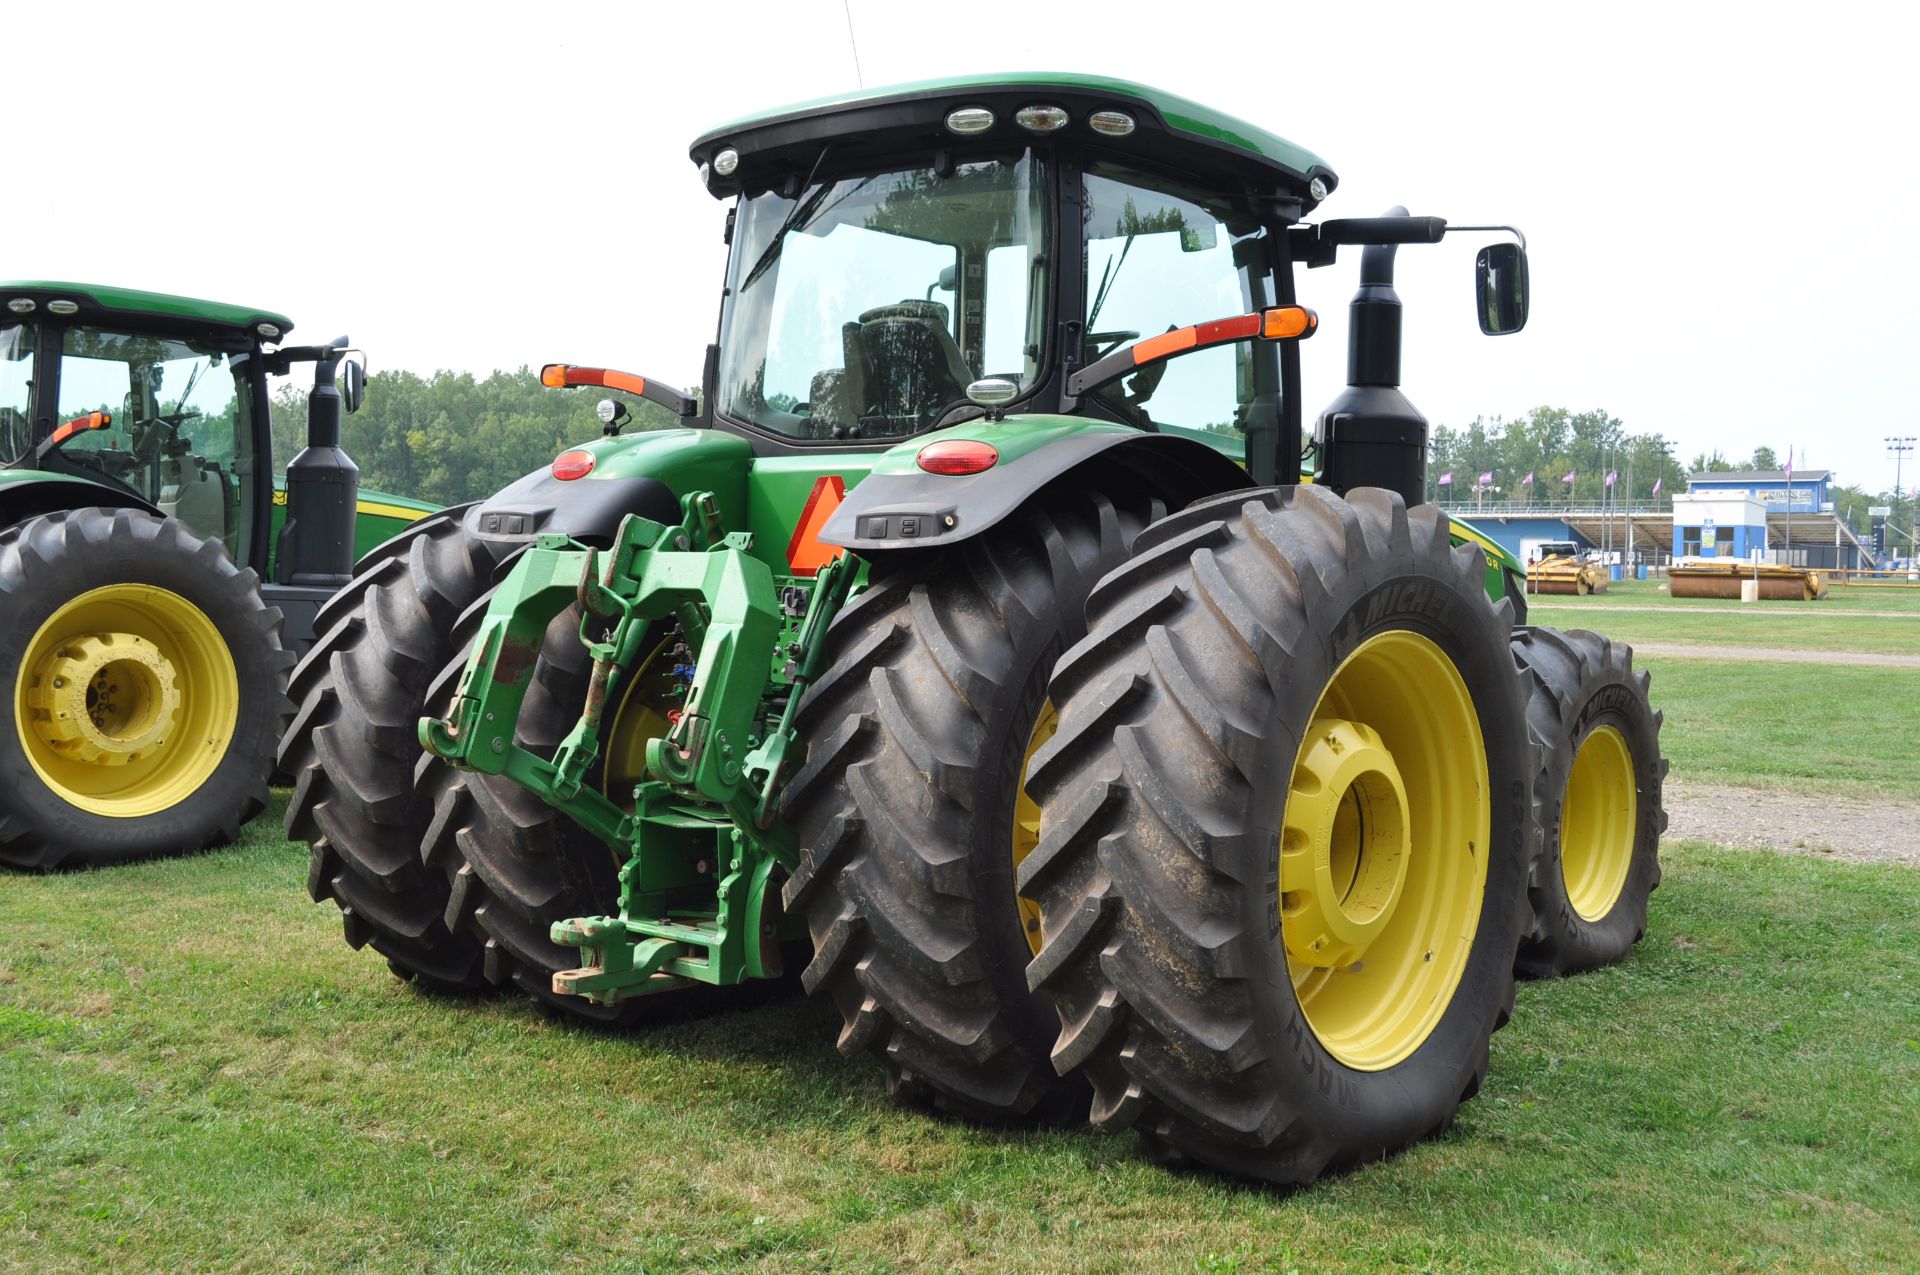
1685;469;1831;514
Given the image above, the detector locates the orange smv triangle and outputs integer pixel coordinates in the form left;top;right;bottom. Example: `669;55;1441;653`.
786;475;848;578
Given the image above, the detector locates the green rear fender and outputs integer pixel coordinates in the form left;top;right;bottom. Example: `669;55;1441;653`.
459;428;754;553
817;414;1252;555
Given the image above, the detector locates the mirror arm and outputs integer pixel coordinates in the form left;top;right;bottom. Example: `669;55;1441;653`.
1445;224;1528;251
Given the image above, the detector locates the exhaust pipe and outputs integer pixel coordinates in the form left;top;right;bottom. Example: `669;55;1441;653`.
1315;207;1430;508
275;337;361;588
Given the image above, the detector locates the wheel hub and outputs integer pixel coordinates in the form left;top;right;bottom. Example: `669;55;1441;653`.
27;632;181;765
1561;724;1638;921
1280;718;1411;970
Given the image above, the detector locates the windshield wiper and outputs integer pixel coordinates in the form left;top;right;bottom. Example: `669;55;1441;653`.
738;146;835;295
1085;234;1135;334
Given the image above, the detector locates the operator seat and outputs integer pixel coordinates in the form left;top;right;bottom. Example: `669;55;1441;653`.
853;300;974;430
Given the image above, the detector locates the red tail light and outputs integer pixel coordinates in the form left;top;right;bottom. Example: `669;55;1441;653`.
552;449;596;480
916;440;999;476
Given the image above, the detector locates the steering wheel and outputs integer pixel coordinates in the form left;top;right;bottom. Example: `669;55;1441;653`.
1086;329;1140;357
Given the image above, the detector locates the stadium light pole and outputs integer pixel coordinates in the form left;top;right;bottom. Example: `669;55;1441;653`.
1892;437;1917;565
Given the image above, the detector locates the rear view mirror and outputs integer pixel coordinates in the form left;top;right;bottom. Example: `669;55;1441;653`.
1476;243;1529;335
340;357;366;414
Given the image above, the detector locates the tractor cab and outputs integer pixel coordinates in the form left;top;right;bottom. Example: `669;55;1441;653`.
693;75;1337;484
1;282;428;649
1;287;291;562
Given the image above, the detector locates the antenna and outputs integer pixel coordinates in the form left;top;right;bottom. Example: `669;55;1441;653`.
841;0;864;87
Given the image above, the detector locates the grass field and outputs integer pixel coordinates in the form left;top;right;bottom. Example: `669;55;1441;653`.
1634;658;1919;795
1528;607;1920;656
4;803;1918;1274
6;594;1919;1271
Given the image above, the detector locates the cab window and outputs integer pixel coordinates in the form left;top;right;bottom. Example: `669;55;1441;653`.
719;151;1049;441
0;323;31;465
53;326;252;555
1081;161;1279;446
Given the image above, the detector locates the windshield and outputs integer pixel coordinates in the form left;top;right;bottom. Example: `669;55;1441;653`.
717;151;1049;441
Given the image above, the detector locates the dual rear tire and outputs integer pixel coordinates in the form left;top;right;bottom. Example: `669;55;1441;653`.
1020;485;1539;1184
1511;626;1665;978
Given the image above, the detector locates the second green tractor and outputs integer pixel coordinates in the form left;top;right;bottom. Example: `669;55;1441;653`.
285;74;1665;1183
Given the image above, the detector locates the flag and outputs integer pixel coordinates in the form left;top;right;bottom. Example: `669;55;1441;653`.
1522;471;1534;485
1561;471;1577;484
1652;477;1663;496
1438;471;1453;485
1784;448;1793;481
1605;470;1618;488
1478;471;1493;485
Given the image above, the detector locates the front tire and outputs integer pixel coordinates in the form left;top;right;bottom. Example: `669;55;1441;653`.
1022;485;1536;1184
1;509;291;870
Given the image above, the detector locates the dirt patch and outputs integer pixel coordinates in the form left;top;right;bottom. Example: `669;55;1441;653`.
1664;779;1920;866
1628;642;1920;668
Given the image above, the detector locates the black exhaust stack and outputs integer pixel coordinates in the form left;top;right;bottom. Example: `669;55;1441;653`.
1315;207;1434;508
275;336;360;588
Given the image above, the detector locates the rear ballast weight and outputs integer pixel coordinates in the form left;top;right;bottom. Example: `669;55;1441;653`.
420;492;855;998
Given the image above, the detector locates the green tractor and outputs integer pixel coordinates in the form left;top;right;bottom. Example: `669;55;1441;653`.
1;282;433;870
286;74;1665;1182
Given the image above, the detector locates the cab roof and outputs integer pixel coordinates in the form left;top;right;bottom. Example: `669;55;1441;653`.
1;281;293;337
691;72;1337;213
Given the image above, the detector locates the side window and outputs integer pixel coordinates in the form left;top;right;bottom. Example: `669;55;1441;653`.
983;243;1039;381
53;327;250;555
0;323;31;464
1082;163;1276;440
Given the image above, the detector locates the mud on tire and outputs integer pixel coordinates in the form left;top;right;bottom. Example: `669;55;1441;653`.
781;486;1161;1123
279;506;502;990
416;602;655;1025
1021;485;1536;1184
1;508;291;870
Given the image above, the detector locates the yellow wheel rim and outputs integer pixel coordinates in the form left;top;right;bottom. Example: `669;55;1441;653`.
1011;699;1058;957
602;633;679;809
14;584;239;818
1560;724;1637;922
1279;631;1490;1071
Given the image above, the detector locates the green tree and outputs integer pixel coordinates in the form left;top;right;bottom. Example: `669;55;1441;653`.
1750;446;1779;471
270;366;682;505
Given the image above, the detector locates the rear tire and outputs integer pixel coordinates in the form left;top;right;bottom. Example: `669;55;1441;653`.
1511;626;1665;978
782;487;1160;1123
417;603;654;1024
1;508;291;870
279;506;501;990
1022;486;1535;1184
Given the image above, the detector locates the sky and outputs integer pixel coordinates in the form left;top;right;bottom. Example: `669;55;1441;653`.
14;1;1918;493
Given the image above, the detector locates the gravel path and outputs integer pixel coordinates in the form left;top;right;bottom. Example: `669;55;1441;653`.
1664;779;1920;866
1626;642;1920;668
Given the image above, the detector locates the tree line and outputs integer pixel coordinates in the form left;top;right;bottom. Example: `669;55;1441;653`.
1425;407;1688;505
272;374;1917;541
268;368;681;507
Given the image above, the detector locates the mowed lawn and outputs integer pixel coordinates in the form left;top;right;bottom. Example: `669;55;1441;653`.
4;798;1917;1273
1526;576;1920;655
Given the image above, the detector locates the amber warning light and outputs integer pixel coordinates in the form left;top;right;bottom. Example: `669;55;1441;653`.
1066;306;1316;398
